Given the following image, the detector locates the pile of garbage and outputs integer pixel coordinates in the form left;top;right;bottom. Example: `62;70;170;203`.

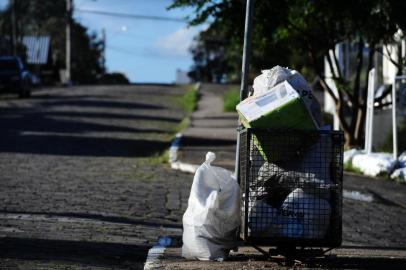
237;66;335;240
181;66;339;261
344;149;406;181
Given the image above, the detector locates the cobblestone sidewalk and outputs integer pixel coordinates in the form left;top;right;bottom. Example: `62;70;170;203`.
0;85;194;269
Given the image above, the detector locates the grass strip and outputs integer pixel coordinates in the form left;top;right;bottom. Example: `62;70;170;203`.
223;88;240;112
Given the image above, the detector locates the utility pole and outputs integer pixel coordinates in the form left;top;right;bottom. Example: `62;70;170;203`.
11;0;17;56
101;28;106;73
66;0;72;84
234;0;254;177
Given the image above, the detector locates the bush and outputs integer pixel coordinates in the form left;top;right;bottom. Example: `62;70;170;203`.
98;72;130;85
223;88;240;112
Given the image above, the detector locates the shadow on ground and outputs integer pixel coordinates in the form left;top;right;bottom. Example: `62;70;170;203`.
0;237;148;269
0;133;170;157
0;94;181;157
181;137;236;146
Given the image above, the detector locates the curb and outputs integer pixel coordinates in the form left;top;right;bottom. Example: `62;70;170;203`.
168;133;199;174
144;236;182;270
144;129;198;270
143;245;166;270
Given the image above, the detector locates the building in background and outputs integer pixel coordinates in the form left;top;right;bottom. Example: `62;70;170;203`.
324;38;405;149
175;69;191;84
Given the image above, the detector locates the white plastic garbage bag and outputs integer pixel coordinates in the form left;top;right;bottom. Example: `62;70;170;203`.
281;188;331;239
344;148;364;164
398;151;406;168
248;199;279;235
391;167;406;182
252;67;291;96
182;152;240;261
352;153;397;177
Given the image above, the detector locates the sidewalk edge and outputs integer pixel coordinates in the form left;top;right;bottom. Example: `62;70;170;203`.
169;132;198;174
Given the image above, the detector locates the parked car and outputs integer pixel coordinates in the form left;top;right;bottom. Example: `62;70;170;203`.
0;56;31;98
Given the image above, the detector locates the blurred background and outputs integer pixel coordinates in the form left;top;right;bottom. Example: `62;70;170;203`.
0;0;405;151
0;0;205;84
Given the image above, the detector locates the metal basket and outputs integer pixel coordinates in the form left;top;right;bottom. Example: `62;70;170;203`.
239;128;343;247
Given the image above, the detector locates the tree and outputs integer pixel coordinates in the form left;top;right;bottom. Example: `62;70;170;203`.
188;26;228;83
170;0;406;147
98;72;130;85
0;0;104;84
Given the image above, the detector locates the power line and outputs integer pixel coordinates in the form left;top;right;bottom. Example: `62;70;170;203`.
75;8;187;23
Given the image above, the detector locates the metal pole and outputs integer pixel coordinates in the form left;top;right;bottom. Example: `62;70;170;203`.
392;75;406;159
11;0;17;56
365;68;375;154
235;0;254;177
392;80;397;159
239;0;254;102
66;0;72;84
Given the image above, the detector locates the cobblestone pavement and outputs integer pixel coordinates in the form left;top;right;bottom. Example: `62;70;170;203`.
0;85;193;269
1;85;406;270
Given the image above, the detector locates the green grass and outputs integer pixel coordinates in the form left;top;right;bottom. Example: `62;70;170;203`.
140;86;199;166
173;117;190;134
179;85;199;114
223;88;240;112
140;150;170;166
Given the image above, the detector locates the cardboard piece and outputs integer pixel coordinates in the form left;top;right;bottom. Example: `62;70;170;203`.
237;81;318;130
237;81;318;162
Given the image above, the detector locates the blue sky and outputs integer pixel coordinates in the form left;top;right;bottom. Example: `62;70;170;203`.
0;0;204;83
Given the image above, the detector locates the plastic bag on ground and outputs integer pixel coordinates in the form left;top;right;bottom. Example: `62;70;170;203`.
182;152;240;261
398;151;406;168
344;148;364;164
391;167;406;182
352;152;397;177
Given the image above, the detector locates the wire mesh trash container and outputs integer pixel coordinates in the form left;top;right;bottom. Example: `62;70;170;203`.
239;128;343;247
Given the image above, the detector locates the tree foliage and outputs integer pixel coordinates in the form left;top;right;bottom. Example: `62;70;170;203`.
98;72;130;85
170;0;406;147
0;0;104;84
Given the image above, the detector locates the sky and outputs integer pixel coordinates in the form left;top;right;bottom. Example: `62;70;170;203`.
0;0;205;83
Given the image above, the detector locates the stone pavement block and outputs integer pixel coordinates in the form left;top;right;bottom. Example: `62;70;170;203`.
0;85;194;269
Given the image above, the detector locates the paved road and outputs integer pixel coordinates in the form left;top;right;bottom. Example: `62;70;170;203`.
1;84;406;270
0;85;193;269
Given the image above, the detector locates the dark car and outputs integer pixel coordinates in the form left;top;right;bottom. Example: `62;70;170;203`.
0;56;31;98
